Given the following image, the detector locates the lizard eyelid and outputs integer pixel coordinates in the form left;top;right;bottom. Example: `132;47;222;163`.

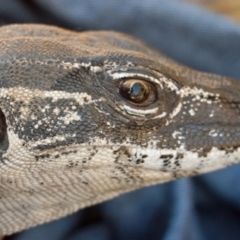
105;69;179;120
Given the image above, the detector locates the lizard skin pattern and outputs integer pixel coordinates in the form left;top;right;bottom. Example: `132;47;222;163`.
0;24;240;236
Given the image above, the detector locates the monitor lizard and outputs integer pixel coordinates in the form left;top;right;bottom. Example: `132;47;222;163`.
0;24;239;236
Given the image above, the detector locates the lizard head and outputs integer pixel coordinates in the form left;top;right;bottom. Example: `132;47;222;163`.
0;24;240;235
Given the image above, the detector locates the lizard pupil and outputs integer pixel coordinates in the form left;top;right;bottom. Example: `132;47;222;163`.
119;79;152;104
129;82;145;100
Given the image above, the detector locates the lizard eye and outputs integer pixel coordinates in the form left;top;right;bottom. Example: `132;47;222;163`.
118;79;156;105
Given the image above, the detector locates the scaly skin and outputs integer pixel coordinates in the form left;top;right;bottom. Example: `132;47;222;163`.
0;24;240;236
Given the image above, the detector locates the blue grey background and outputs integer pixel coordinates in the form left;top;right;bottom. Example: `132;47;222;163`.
1;0;240;239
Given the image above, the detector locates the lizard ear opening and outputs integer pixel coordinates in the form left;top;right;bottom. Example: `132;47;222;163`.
0;109;8;160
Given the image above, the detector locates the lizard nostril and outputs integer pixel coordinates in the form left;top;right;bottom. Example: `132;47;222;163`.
0;109;8;161
0;110;7;142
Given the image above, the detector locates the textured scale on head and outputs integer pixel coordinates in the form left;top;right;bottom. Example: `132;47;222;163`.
0;24;240;236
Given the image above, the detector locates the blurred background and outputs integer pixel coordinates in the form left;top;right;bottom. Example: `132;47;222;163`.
186;0;240;22
1;0;240;240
